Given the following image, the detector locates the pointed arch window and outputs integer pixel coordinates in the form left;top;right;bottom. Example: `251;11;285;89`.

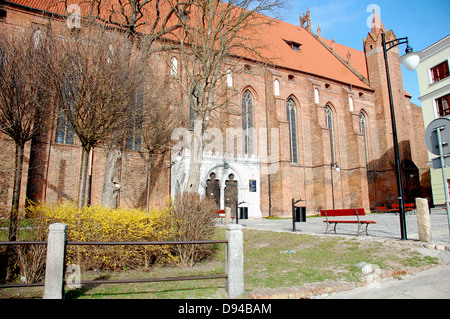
242;90;254;155
287;98;298;163
359;112;369;167
274;79;280;96
170;57;178;76
325;106;336;163
314;88;320;104
227;69;233;87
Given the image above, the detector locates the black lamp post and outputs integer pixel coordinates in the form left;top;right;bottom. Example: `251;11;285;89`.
381;33;421;240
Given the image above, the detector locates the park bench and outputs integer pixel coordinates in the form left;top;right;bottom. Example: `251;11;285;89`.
391;203;416;214
216;210;236;224
320;208;376;236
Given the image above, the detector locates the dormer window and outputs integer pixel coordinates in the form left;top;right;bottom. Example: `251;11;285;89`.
284;40;302;52
0;9;7;21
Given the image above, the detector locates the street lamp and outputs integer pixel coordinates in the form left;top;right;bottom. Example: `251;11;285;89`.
382;34;421;240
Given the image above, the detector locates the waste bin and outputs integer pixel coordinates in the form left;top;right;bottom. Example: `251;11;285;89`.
239;207;248;220
294;207;306;223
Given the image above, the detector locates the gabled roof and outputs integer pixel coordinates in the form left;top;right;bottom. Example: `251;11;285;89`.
4;0;372;90
252;19;372;89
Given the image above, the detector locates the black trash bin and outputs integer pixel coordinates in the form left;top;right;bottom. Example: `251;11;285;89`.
294;207;306;223
239;207;248;220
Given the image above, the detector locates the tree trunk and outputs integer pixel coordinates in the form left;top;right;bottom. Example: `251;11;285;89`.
78;146;91;210
6;143;25;281
101;148;122;208
186;119;204;193
146;153;152;215
8;143;25;242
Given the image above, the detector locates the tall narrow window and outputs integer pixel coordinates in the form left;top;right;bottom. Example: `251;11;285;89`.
226;69;233;87
55;108;75;145
436;93;450;117
274;79;280;96
170;57;178;76
242;90;254;155
314;88;320;104
125;88;143;151
325;106;335;163
287;98;298;163
359;112;369;167
349;96;354;112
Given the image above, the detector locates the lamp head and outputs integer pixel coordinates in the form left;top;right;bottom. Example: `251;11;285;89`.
399;46;421;71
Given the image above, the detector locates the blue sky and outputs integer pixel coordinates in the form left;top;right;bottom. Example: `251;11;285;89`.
277;0;450;106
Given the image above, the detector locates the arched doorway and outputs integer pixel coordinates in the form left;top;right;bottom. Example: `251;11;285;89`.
225;174;238;217
205;173;220;209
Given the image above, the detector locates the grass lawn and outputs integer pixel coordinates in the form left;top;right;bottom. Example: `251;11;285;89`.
0;226;438;299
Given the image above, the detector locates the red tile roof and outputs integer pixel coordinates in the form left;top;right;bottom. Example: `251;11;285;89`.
4;0;371;90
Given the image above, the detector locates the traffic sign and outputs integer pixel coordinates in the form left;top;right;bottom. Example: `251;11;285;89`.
425;117;450;156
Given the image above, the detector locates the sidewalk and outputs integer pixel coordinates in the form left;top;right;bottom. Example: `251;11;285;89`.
236;208;450;299
324;264;450;299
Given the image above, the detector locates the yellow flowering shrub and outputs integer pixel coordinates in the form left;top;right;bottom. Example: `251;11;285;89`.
28;202;177;271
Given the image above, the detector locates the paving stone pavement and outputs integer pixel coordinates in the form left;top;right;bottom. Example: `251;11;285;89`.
234;208;450;299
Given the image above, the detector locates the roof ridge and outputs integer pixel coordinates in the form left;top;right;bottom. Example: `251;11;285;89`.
305;28;370;87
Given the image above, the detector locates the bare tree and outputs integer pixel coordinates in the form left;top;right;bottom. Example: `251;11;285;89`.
141;61;184;213
0;28;51;241
169;0;285;192
60;0;192;207
46;21;146;209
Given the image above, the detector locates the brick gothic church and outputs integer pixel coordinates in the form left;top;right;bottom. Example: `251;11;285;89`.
0;1;431;217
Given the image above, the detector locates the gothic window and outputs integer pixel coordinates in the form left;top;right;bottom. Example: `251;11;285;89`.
227;69;233;87
125;88;143;151
55;108;75;145
359;112;369;167
314;88;320;104
189;86;199;130
242;89;254;155
349;96;354;112
274;79;280;96
287;98;298;163
325;106;335;163
170;57;178;76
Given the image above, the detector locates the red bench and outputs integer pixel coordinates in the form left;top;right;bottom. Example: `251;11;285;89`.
216;210;236;223
320;209;376;236
391;203;416;213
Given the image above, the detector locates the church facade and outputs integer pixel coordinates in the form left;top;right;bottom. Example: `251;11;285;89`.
0;1;431;218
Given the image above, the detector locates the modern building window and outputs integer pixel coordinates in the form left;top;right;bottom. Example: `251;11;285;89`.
325;106;335;163
430;60;449;83
436;93;450;118
242;89;254;155
359;112;369;166
287;98;298;163
55;108;75;145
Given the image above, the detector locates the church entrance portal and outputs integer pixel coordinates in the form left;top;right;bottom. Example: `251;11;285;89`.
205;172;238;216
206;173;220;209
